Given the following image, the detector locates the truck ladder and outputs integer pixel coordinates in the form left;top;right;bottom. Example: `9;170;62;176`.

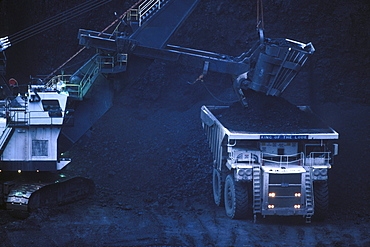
304;171;314;223
253;165;262;219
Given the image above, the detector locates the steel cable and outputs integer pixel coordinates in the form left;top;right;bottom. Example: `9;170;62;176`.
201;80;239;104
256;0;264;30
10;0;113;46
9;0;101;40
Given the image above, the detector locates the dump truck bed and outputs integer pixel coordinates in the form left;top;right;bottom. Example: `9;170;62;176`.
201;92;338;140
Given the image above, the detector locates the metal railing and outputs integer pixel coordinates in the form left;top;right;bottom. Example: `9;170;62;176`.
305;152;331;166
6;109;65;126
47;52;126;100
231;151;260;166
49;55;100;100
97;56;114;70
127;9;138;22
47;74;84;99
127;0;167;26
97;54;127;72
74;58;100;99
262;152;304;168
47;74;71;86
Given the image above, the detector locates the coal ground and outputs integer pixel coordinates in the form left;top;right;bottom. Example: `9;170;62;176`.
0;0;370;246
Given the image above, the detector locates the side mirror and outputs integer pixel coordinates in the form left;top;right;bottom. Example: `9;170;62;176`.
333;144;339;156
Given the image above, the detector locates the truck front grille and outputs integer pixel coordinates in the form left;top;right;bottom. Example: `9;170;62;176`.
267;174;302;208
269;173;301;184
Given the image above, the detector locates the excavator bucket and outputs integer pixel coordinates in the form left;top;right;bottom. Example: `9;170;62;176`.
249;38;315;96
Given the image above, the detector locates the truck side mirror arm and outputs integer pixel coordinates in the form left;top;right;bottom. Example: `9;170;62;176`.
333;144;339;156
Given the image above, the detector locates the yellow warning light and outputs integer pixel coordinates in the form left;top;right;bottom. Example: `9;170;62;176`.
17;170;21;173
294;204;301;209
268;205;275;209
268;192;276;197
294;193;301;197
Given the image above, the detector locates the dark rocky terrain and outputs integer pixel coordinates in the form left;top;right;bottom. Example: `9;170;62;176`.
0;0;369;246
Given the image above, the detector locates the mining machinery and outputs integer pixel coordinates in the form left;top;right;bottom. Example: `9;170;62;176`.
0;0;332;221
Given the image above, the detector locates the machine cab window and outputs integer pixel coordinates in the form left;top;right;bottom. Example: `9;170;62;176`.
41;99;62;117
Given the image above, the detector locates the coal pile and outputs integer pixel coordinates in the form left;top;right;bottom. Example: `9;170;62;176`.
216;90;329;133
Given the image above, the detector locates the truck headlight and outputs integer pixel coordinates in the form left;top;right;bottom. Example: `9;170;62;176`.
313;169;320;176
313;168;327;177
238;169;246;176
320;169;327;176
237;168;252;178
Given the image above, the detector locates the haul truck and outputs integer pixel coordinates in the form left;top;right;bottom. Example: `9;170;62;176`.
201;105;339;222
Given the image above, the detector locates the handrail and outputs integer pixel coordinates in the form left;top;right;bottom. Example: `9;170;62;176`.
78;60;100;99
140;0;161;12
306;152;331;166
262;152;304;168
46;74;72;88
136;0;166;26
6;109;65;126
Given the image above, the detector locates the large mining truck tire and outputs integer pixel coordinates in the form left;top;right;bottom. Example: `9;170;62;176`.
313;180;329;220
224;174;248;219
213;168;224;207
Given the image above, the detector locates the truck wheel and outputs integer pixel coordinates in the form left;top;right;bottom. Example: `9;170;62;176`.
224;174;248;219
213;169;224;206
314;180;329;220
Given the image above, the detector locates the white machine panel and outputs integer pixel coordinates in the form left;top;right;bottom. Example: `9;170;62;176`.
260;142;298;155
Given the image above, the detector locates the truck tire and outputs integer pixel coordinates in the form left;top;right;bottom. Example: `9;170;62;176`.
213;168;224;206
314;180;329;220
224;174;248;219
